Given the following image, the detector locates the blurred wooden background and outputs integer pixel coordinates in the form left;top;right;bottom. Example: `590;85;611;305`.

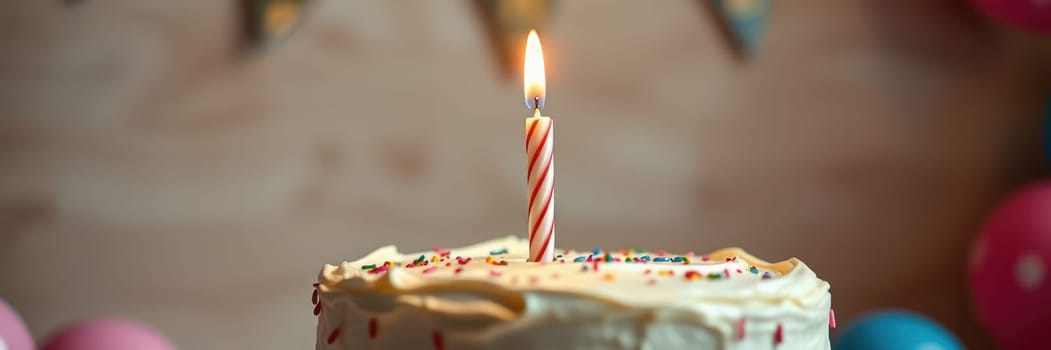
2;0;1050;348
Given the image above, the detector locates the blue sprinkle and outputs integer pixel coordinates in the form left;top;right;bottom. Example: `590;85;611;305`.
489;248;509;256
653;257;669;262
672;257;684;263
573;256;586;262
749;266;759;274
592;248;602;256
640;255;651;261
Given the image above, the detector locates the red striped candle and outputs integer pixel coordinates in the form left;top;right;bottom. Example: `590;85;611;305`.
524;29;554;262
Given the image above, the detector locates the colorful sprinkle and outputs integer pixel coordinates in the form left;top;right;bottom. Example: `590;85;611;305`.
431;256;440;262
641;255;651;261
672;256;684;263
422;266;438;274
312;289;319;305
361;264;377;270
454;267;463;275
682;257;691;264
653;257;669;262
707;273;722;280
647;278;657;285
489;248;509;255
415;255;426;264
750;266;759;274
644;269;653;275
313;303;322;316
829;309;837;329
762;272;772;280
684;270;702;280
659;269;674;277
723;268;731;279
489;270;503;277
327;327;341;345
573;256;587;262
592;248;602;256
702;256;710;262
369;318;378;339
736;269;743;274
604;254;613;262
737;318;746;340
432;330;444;350
592;259;600;272
603;272;616;281
774;324;783;344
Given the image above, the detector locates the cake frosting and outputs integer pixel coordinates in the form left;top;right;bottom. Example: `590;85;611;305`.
313;236;832;349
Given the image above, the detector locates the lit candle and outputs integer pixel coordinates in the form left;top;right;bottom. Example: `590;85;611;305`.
524;29;554;262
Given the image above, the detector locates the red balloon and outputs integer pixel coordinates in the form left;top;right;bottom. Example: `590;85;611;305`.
971;181;1051;349
972;0;1051;34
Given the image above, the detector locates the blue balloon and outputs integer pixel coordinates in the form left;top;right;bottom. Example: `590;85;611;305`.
833;310;963;350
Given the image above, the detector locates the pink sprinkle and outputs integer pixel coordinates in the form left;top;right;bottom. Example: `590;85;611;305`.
405;263;416;268
312;289;319;305
774;324;783;344
368;266;389;275
445;262;452;267
702;256;710;262
647;278;657;285
313;303;321;316
723;268;730;279
592;259;600;272
655;250;668;256
613;257;621;262
563;249;570;255
422;267;438;274
686;251;695;256
829;309;837;329
327;327;341;345
432;247;444;253
440;251;451;257
644;269;652;275
586;255;593;262
736;269;743;274
489;270;503;277
458;257;472;265
529;276;539;284
454;267;463;275
737;318;746;340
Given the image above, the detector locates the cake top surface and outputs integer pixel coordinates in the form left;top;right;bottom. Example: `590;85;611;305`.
318;236;829;307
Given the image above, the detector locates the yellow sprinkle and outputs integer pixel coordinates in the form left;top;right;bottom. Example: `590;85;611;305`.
486;256;495;263
659;270;674;277
603;273;616;281
431;256;440;262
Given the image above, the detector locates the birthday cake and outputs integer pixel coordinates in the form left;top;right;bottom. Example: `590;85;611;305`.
313;236;833;349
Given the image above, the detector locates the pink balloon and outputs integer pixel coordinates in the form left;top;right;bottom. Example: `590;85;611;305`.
971;181;1051;349
971;0;1051;34
0;299;34;350
42;318;175;350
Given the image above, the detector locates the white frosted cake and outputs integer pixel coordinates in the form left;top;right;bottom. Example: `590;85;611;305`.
313;236;833;349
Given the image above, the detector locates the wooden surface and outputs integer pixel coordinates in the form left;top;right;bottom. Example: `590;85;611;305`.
1;0;1049;348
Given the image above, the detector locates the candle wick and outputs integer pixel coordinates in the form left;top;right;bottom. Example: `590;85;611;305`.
533;96;541;114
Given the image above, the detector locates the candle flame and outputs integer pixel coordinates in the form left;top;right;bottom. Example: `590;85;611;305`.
523;29;546;110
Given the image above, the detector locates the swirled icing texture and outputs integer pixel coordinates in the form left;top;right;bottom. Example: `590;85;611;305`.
315;236;831;349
